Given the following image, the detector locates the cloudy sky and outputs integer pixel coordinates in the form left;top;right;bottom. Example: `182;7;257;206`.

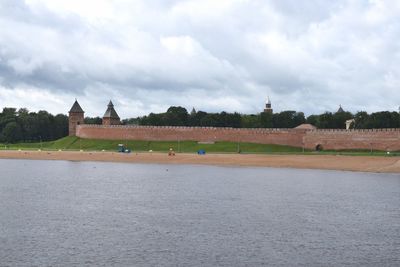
0;0;399;118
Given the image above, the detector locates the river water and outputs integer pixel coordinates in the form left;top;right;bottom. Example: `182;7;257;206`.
0;159;399;266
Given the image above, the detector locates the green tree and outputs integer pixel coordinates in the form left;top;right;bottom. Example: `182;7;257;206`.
122;118;140;125
200;114;219;127
332;111;353;129
369;111;399;128
215;112;241;127
189;111;207;126
0;108;17;132
36;111;52;140
293;112;306;127
272;111;304;128
84;117;102;124
139;113;164;126
317;112;334;128
1;122;22;143
260;112;273;128
166;106;189;126
354;111;370;129
306;115;319;126
53;114;68;139
241;114;262;128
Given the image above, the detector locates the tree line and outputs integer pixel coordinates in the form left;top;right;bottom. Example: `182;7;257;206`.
130;107;307;128
0;107;109;143
122;107;400;129
0;108;68;143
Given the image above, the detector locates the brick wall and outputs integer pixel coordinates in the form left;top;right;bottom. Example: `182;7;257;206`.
303;129;400;151
75;125;400;151
76;125;306;147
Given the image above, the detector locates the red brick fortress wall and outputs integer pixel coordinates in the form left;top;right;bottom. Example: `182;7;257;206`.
75;125;400;151
303;129;400;151
76;125;306;147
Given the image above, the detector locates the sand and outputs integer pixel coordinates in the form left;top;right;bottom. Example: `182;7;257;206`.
0;150;399;173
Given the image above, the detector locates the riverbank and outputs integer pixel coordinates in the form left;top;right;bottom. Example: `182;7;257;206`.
0;150;399;173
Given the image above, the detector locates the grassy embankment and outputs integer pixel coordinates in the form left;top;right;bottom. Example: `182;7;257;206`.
0;136;302;154
0;136;399;156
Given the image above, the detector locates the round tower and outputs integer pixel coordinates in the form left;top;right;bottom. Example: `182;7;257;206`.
68;100;84;136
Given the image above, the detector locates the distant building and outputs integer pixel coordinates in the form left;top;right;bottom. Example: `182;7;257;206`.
337;105;344;113
295;123;317;130
264;96;273;113
102;100;121;125
68;99;84;136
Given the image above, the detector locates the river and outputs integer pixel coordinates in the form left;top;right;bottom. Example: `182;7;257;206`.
0;159;399;266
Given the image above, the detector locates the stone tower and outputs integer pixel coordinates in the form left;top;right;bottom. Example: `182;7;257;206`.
102;100;121;125
68;100;84;136
264;96;273;113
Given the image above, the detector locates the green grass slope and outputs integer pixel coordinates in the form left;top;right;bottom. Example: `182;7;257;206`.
1;136;303;154
1;137;398;156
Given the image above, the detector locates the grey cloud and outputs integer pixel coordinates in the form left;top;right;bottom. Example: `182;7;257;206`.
0;59;89;93
0;0;399;117
0;0;84;34
269;0;345;22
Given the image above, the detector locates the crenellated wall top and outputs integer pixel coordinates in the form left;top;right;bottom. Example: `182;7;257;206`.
76;124;299;132
308;128;400;133
77;124;400;133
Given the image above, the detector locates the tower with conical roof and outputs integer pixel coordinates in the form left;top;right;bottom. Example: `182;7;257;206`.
264;96;273;113
102;100;121;125
68;99;84;136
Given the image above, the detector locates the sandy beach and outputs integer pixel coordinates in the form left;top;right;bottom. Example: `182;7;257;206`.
0;150;399;173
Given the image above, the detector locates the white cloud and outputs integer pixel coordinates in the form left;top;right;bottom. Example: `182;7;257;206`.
0;85;68;114
0;0;399;118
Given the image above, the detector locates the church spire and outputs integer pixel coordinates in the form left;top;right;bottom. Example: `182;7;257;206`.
264;96;273;113
337;105;344;113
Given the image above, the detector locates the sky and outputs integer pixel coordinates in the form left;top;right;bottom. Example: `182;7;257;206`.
0;0;399;118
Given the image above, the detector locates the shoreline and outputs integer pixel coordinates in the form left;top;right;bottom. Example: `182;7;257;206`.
0;150;399;173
